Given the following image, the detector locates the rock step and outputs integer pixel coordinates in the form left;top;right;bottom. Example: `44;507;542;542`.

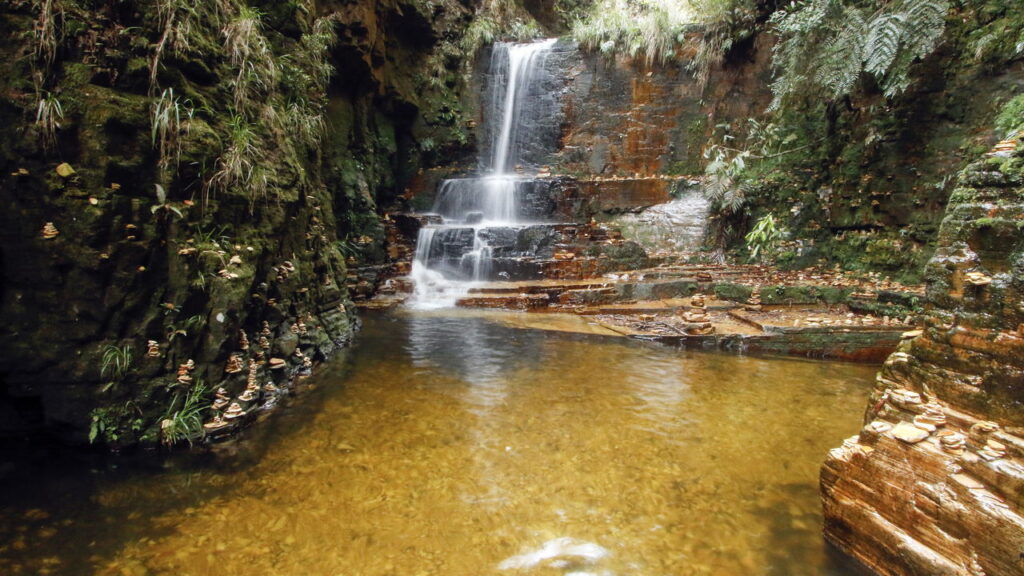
456;293;551;310
728;309;915;333
467;281;609;295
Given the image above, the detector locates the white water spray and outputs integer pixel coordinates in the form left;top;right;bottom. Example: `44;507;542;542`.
410;39;559;308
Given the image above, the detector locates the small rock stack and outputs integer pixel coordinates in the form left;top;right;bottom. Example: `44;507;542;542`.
744;287;762;312
680;294;714;335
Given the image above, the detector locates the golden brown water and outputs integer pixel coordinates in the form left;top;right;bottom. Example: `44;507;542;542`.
0;311;875;576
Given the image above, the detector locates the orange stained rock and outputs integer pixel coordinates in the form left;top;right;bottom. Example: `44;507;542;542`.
615;74;677;176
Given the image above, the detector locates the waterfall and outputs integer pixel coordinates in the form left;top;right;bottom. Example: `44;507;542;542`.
612;186;711;255
433;177;519;225
489;38;559;173
410;39;560;308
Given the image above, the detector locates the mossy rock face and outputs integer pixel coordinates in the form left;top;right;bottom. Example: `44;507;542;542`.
645;280;698;300
899;145;1024;424
585;241;650;272
0;0;477;447
697;5;1024;279
759;285;823;306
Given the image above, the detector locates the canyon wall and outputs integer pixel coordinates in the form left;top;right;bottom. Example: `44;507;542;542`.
0;0;472;446
553;34;774;179
821;144;1024;576
534;17;1024;281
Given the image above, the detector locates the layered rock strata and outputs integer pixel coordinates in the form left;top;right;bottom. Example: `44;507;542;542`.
821;145;1024;575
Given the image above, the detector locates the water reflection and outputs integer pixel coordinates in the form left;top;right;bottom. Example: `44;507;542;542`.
406;311;528;402
0;311;875;576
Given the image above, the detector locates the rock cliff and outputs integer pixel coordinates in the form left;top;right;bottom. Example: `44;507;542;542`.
821;141;1024;576
0;0;473;446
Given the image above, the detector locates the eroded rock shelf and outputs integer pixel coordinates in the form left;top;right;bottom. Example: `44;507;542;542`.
821;145;1024;576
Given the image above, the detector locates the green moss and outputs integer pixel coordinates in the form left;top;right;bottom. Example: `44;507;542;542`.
819;286;855;305
713;283;754;302
816;232;931;285
760;285;822;306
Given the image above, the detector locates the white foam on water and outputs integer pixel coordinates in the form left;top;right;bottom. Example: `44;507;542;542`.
497;537;611;572
406;262;469;310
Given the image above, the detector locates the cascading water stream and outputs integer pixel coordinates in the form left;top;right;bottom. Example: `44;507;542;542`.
409;39;559;308
490;39;557;174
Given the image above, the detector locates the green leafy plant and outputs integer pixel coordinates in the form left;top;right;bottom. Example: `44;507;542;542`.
33;0;61;68
688;1;756;92
159;381;210;447
193;224;232;248
703;141;752;215
571;1;755;91
224;6;277;110
572;0;694;66
300;15;338;92
336;238;361;259
89;407;116;444
702;119;812;214
88;409;108;444
151;0;229;91
283;99;326;149
768;0;950;110
151;184;184;218
166;314;206;343
151;87;194;173
100;344;133;383
89;402;144;444
996;94;1024;137
209;114;263;201
553;0;593;29
745;213;785;263
35;91;63;149
459;0;542;66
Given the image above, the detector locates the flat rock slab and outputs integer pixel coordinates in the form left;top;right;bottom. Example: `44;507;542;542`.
729;308;913;333
892;422;931;444
456;293;551;310
643;327;904;362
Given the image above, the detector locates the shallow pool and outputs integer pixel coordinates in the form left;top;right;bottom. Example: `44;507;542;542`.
0;310;876;575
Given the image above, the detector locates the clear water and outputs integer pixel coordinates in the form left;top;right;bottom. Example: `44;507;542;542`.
0;311;874;576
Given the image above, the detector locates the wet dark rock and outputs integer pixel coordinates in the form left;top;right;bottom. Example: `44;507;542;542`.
477;227;519;254
478;41;579;170
425;227;477;261
390;213;443;239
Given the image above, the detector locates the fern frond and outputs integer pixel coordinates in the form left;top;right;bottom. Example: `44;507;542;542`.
768;0;949;107
814;7;867;98
898;0;948;60
864;13;903;76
